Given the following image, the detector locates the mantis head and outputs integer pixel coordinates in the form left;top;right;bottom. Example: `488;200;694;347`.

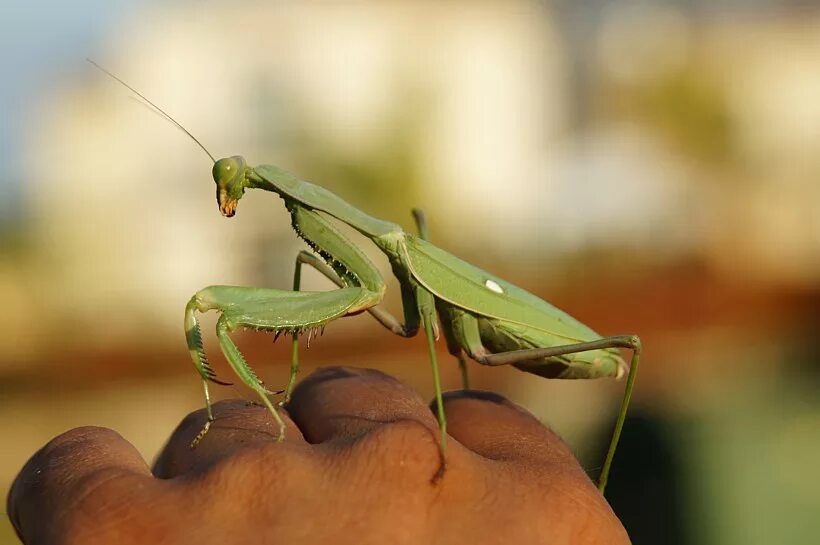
213;156;248;217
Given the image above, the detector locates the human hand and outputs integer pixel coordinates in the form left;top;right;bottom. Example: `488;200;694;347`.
8;367;629;544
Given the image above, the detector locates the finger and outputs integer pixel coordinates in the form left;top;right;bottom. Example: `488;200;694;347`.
286;366;439;443
8;426;152;544
438;390;580;469
153;399;305;478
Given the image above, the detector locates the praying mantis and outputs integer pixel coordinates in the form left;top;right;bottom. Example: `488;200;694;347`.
91;62;641;494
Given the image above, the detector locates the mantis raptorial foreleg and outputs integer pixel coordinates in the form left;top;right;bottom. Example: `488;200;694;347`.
215;314;288;440
186;284;383;445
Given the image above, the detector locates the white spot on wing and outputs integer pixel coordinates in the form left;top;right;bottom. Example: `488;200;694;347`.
484;279;504;294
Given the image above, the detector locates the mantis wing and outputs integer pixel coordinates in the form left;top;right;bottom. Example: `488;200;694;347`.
402;236;604;343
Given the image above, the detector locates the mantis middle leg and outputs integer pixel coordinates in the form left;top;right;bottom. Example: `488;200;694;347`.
411;209;471;389
284;250;421;402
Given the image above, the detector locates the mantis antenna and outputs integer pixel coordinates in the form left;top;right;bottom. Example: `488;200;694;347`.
87;59;216;164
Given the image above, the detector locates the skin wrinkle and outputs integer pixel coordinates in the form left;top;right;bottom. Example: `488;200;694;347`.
48;473;131;544
475;459;503;517
346;419;439;495
65;478;159;545
315;426;433;544
184;463;270;542
530;469;621;541
451;458;517;535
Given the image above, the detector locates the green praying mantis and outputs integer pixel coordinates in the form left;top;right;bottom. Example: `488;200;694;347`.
91;61;641;494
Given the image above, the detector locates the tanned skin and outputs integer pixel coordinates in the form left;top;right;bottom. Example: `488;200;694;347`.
8;366;629;545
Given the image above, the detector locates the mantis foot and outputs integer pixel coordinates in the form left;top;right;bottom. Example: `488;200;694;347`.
430;449;447;484
190;418;212;449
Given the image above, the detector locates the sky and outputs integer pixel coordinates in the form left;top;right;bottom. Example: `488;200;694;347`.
0;0;136;223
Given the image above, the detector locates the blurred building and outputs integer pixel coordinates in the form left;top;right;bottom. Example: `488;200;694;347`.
18;1;566;355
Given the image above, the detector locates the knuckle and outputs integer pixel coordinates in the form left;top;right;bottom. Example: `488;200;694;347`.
346;419;443;480
41;426;122;458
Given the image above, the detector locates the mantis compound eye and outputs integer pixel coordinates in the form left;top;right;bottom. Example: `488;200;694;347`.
212;157;241;186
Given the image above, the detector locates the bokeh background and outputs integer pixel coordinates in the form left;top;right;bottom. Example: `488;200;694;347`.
2;1;820;543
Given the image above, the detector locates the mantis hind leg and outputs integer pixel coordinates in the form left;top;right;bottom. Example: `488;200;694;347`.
479;335;642;494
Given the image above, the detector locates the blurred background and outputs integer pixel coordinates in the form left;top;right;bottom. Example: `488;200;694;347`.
2;0;820;543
